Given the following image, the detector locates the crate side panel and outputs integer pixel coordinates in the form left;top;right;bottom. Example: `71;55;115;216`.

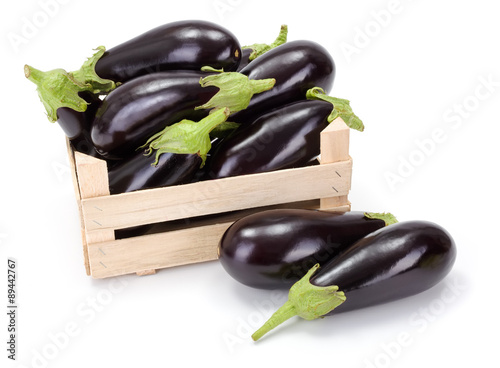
82;159;352;233
87;222;233;278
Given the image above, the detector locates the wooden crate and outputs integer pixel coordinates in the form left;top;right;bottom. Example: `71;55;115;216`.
66;117;352;279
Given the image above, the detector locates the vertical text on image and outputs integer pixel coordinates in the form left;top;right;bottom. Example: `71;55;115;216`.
6;259;17;361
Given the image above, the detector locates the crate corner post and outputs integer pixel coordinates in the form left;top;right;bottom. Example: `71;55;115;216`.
73;150;117;278
319;117;352;212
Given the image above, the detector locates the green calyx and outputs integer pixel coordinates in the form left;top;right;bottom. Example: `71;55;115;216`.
140;107;231;167
209;120;240;140
242;24;288;61
306;87;365;132
25;46;116;123
72;46;117;93
196;67;275;114
364;212;399;226
251;264;346;341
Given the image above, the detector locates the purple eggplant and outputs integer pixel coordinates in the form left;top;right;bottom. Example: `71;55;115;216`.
25;20;241;123
252;221;457;340
230;40;335;125
207;100;331;179
236;48;254;72
91;70;274;159
91;71;212;159
57;92;102;158
218;210;397;289
108;107;231;194
108;150;202;195
206;89;364;179
95;20;242;83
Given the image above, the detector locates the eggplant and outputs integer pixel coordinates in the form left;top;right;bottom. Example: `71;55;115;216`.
206;87;365;179
230;40;335;124
91;71;212;159
218;210;397;289
109;106;231;194
94;20;242;83
251;221;457;341
25;20;241;123
236;48;253;72
56;92;98;140
207;100;332;179
91;70;274;159
57;93;102;157
108;150;202;195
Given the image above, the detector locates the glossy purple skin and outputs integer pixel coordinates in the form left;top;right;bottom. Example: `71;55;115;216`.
108;150;202;195
230;40;335;124
91;71;217;159
218;210;387;289
311;221;457;314
235;48;253;71
207;100;332;179
95;20;241;83
57;93;102;158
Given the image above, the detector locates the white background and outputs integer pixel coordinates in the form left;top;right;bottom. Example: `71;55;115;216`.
1;0;499;367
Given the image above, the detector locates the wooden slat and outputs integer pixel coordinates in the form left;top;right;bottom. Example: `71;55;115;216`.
81;159;352;233
88;222;233;278
88;199;352;279
321;196;351;210
136;270;157;276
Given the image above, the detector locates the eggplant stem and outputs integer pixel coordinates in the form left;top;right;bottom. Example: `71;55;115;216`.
24;64;89;122
243;24;288;61
306;87;365;132
364;212;399;226
251;301;296;341
196;72;275;114
139;107;231;167
251;264;346;341
25;47;116;122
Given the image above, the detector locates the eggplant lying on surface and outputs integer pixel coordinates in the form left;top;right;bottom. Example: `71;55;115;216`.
218;210;397;289
230;40;335;124
91;70;274;159
95;20;242;83
251;221;457;341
